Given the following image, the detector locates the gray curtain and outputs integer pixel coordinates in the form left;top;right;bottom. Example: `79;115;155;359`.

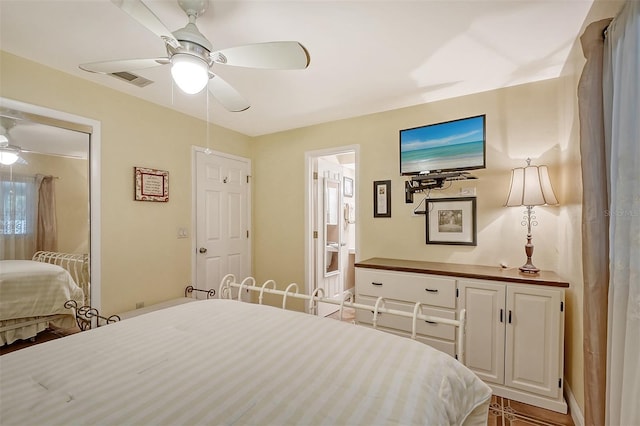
603;2;640;423
577;18;611;426
35;174;57;252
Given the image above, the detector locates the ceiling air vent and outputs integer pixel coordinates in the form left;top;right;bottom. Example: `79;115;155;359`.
109;71;153;88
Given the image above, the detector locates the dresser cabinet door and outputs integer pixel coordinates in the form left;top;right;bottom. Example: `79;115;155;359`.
458;280;505;384
505;286;562;399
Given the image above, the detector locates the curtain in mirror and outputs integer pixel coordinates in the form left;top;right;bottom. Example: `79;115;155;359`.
0;172;58;259
0;172;37;259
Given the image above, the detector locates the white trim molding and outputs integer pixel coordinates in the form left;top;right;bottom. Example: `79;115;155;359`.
564;383;584;426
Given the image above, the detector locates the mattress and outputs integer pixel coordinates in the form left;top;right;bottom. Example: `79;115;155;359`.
0;299;492;425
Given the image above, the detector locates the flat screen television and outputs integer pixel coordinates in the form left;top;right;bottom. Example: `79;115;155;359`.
400;114;486;176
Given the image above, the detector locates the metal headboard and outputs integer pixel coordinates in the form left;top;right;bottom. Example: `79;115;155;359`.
32;251;90;305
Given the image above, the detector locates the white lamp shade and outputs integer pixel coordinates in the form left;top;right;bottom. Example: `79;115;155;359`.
170;54;210;95
505;164;558;207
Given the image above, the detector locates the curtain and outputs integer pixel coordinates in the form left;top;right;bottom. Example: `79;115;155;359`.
577;18;611;426
35;174;57;252
603;2;640;425
0;172;37;260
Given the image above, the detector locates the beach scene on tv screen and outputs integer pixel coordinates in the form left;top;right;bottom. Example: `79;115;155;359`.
401;116;484;174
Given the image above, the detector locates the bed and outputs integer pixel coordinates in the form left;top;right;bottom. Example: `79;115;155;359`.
0;251;87;345
0;282;492;425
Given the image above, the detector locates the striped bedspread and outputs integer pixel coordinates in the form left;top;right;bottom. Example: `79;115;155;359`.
0;260;84;320
0;299;492;425
0;260;85;344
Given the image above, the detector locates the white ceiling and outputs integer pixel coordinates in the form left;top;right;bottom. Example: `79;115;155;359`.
0;0;616;138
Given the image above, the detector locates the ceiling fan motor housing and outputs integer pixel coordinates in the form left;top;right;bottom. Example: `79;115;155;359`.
178;0;209;18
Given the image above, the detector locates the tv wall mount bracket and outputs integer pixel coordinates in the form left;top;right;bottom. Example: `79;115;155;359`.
404;171;477;203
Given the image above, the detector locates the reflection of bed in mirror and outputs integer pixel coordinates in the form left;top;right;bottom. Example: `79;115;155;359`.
0;251;87;345
1;101;95;344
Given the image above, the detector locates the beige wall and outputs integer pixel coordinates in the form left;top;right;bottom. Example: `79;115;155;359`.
1;51;252;315
254;79;568;274
13;152;90;254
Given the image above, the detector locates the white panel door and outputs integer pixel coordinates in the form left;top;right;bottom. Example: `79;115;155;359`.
505;286;561;398
196;150;250;299
458;280;505;384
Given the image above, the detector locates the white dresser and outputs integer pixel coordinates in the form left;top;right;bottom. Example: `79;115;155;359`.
354;257;569;414
355;267;458;357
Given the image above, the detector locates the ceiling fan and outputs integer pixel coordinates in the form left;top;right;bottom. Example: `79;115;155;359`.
79;0;310;112
0;118;25;166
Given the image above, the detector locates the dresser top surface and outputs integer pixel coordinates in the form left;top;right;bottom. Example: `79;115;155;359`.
354;258;569;288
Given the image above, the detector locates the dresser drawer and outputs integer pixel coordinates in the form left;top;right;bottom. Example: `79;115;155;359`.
355;295;456;340
359;323;456;358
356;268;456;308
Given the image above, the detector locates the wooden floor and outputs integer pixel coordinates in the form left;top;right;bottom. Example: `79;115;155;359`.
0;326;80;356
488;395;574;426
3;311;574;426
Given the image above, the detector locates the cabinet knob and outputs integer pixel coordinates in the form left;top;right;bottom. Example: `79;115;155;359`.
371;282;383;286
425;288;439;293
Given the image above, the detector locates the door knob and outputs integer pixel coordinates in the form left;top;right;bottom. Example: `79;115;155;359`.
199;247;207;254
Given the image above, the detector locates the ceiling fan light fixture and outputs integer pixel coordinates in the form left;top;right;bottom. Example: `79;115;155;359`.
0;145;20;166
170;54;209;94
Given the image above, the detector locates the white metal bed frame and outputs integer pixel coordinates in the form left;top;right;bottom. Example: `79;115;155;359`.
218;274;467;362
32;251;90;305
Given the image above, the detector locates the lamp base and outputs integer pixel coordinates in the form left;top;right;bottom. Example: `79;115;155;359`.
519;262;540;274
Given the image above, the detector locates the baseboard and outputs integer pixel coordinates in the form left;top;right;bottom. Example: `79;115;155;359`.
564;383;584;426
490;385;567;413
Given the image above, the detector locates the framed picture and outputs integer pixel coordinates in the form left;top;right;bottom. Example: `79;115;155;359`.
373;180;391;218
134;167;169;202
343;177;354;198
426;197;476;245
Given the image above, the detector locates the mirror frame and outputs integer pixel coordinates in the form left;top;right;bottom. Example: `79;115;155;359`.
0;97;102;309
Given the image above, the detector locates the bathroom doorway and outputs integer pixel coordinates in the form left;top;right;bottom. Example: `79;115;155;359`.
304;146;358;316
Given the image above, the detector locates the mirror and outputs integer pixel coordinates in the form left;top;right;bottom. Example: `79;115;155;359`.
0;98;100;308
324;177;341;276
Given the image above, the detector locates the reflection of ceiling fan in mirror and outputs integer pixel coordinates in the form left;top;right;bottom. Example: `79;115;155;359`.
0;118;26;166
79;0;310;112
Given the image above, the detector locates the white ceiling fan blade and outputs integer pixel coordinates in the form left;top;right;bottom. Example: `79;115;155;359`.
111;0;180;49
208;76;250;112
80;58;168;74
212;41;310;70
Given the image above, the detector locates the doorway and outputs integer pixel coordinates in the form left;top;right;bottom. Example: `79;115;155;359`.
192;147;251;299
305;146;358;315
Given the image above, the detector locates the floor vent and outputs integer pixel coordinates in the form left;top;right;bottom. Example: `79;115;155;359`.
110;71;153;87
